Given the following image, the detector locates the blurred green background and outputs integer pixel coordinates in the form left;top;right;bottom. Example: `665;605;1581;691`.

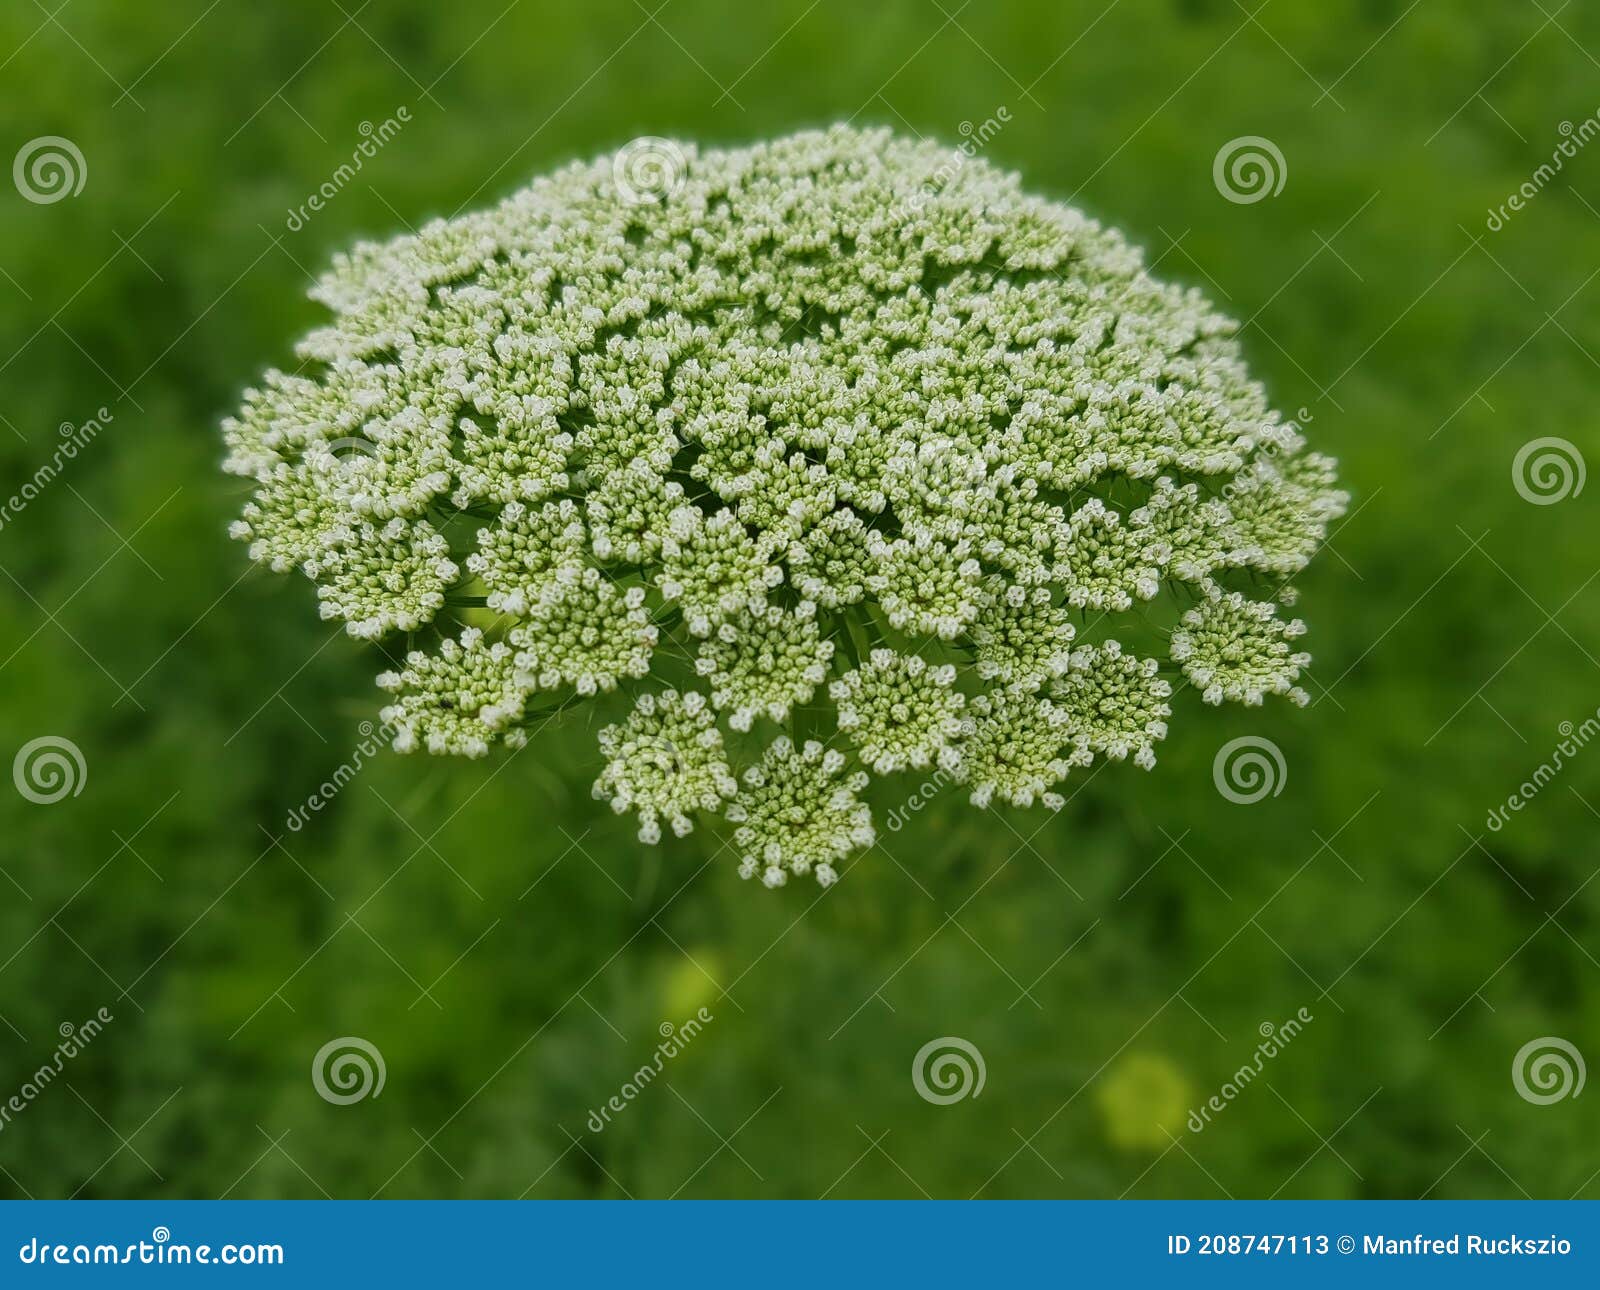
2;0;1598;1200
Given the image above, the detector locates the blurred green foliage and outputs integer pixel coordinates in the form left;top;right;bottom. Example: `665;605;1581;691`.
2;0;1598;1199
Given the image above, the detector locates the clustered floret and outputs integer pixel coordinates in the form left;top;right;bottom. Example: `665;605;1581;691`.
725;738;873;889
1170;586;1311;706
378;627;530;757
1052;642;1172;769
593;688;737;843
831;649;967;774
695;603;833;731
224;125;1347;891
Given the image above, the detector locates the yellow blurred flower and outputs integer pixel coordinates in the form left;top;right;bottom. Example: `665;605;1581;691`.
1095;1053;1194;1153
660;951;722;1024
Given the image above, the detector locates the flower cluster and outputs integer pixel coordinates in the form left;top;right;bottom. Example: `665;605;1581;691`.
224;125;1347;890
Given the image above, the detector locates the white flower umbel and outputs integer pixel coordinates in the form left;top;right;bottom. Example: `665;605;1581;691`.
464;499;586;615
594;689;737;843
831;650;966;775
957;691;1088;810
725;738;873;889
970;579;1076;692
224;125;1347;891
1052;641;1172;769
695;603;834;732
1170;584;1311;706
378;627;531;757
509;567;656;696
